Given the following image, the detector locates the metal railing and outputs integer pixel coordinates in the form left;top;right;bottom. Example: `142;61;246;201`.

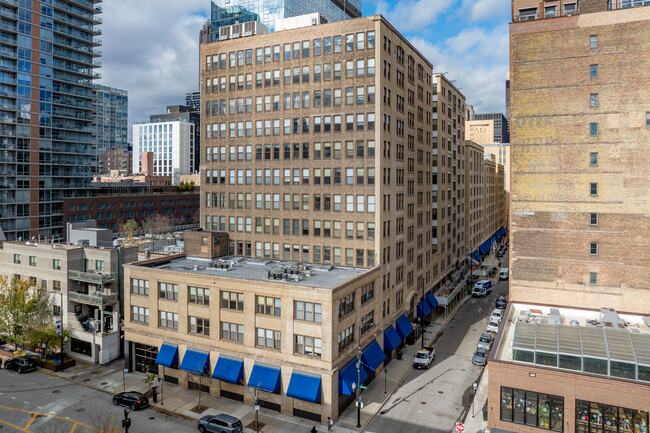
68;269;116;284
68;290;118;306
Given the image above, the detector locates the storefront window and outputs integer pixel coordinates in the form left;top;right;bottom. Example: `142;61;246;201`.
590;402;605;433
514;389;526;424
578;400;648;433
576;400;590;433
604;405;618;433
526;391;539;426
501;387;513;422
539;394;551;429
501;387;563;431
551;396;564;432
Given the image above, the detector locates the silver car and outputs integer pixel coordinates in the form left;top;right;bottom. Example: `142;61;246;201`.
477;332;493;350
472;347;488;366
198;414;243;433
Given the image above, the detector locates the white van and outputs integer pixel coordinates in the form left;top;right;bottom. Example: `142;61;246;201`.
499;268;509;280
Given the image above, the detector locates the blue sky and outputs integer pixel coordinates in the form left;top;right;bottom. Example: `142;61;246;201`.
98;0;509;137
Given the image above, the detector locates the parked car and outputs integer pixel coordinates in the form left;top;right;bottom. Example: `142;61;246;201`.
471;280;492;297
490;309;503;323
112;391;149;410
497;248;506;258
198;414;243;433
477;332;493;350
487;319;500;333
499;268;509;280
4;357;36;374
413;347;435;369
472;347;488;366
496;296;508;310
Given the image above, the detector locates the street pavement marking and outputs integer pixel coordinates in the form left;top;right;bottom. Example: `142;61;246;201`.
24;413;37;429
0;404;101;432
70;421;79;433
0;417;30;432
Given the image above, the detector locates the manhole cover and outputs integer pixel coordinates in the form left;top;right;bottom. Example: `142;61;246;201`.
380;411;387;415
100;382;108;385
149;417;155;420
438;391;444;394
421;401;426;405
52;390;60;394
71;375;79;380
76;408;85;413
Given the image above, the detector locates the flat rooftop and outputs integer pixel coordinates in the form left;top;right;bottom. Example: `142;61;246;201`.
146;255;372;289
494;303;650;383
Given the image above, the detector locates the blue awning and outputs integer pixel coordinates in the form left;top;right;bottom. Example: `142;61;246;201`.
361;340;386;373
179;348;210;375
155;343;178;368
396;314;414;339
417;297;431;317
248;363;281;393
339;358;368;395
287;371;321;403
212;355;244;384
383;325;402;350
426;291;439;309
472;251;480;262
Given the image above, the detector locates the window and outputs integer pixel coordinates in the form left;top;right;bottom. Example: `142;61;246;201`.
95;260;104;271
295;335;322;357
589;123;598;136
646;112;650;126
131;278;149;296
131;306;150;324
590;64;598;78
189;317;210;336
53;259;61;270
590;242;598;256
338;293;355;318
159;311;178;329
361;282;374;304
338;324;354;352
500;387;563;432
590;182;598;196
544;5;556;17
189;286;209;305
221;290;244;311
29;256;37;266
590;213;598;226
590;152;598;166
221;322;244;342
159;282;178;301
13;254;20;264
590;93;598;107
53;280;61;291
257;328;281;349
576;400;648;433
589;35;598;49
256;296;281;316
295;301;322;322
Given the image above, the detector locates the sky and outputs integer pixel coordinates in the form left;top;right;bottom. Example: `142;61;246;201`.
98;0;510;139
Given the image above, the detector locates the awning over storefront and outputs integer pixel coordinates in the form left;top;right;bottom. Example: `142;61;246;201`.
417;297;431;317
212;355;244;384
339;358;368;395
361;340;386;373
287;371;322;403
383;325;402;350
179;348;210;375
248;363;281;393
472;251;480;262
155;343;178;368
396;314;414;339
426;291;439;309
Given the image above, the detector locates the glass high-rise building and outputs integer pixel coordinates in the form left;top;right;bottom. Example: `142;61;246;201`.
211;0;362;32
0;0;102;242
94;84;128;155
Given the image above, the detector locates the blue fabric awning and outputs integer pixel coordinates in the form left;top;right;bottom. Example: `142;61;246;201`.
396;314;414;339
248;363;281;393
472;251;480;262
287;371;322;403
179;348;210;375
426;291;439;309
212;355;244;384
361;340;386;373
383;325;402;350
155;343;178;368
417;297;431;317
339;358;368;395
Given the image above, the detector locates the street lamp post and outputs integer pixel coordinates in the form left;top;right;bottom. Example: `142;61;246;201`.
356;322;375;429
421;284;425;349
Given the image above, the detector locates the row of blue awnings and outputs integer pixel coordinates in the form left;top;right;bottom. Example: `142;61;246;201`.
473;227;507;259
339;340;386;395
417;291;439;317
154;343;321;403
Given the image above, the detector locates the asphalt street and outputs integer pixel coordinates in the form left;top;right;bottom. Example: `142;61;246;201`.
0;369;196;433
366;272;509;433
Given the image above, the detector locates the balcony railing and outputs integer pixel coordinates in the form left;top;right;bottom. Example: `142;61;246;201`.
68;290;118;306
68;269;116;285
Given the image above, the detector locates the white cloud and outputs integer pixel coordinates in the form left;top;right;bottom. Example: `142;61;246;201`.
460;0;510;22
97;0;208;140
374;0;455;31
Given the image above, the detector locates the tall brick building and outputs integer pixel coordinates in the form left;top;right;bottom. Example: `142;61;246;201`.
488;2;650;433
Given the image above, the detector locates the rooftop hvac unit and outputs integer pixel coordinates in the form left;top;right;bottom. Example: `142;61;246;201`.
77;239;90;247
219;26;231;41
231;23;241;38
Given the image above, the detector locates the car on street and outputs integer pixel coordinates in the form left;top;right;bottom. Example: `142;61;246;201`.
490;309;503;323
472;347;488;366
413;347;435;369
471;280;492;297
112;391;149;410
477;333;493;350
496;296;508;310
497;248;506;258
499;268;509;280
487;320;500;333
4;357;36;374
198;414;243;433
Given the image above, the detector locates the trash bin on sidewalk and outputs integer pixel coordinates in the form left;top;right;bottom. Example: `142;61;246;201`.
152;385;158;403
482;402;488;421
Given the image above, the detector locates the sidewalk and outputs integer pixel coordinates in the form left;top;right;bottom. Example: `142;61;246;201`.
463;365;489;433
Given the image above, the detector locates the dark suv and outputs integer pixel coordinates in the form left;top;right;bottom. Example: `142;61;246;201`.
198;414;243;433
112;391;149;410
4;357;36;374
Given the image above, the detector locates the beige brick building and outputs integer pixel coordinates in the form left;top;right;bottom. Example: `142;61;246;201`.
488;2;650;433
464;140;485;254
466;118;495;145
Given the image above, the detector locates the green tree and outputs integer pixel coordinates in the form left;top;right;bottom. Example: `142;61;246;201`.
26;323;70;360
124;218;138;242
0;276;51;350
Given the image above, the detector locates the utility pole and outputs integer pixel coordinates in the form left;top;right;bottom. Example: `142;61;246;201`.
356;322;375;428
421;284;425;348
